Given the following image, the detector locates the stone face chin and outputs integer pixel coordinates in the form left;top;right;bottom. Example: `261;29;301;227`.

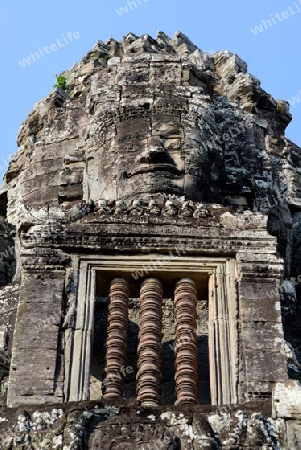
0;31;301;450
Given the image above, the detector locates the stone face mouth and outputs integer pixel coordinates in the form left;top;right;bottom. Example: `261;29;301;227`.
126;164;184;178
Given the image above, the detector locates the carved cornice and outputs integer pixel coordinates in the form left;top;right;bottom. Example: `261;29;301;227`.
19;197;277;255
94;198;211;220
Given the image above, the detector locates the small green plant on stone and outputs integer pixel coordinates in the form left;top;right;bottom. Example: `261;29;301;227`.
54;75;67;91
276;102;286;115
101;54;110;63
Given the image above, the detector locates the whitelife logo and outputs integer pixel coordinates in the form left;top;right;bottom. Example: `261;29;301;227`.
288;89;301;107
251;1;301;35
18;31;81;68
116;0;149;16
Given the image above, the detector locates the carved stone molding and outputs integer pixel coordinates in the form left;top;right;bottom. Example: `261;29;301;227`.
95;198;210;219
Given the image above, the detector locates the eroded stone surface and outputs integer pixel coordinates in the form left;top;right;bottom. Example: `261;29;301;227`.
0;30;301;448
0;400;290;450
272;380;301;420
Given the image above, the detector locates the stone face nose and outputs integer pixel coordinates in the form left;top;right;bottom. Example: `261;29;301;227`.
136;147;176;166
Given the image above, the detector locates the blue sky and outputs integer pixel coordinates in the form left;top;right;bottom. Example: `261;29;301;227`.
1;0;300;182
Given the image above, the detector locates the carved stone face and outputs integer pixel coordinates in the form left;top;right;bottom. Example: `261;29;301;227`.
91;107;223;203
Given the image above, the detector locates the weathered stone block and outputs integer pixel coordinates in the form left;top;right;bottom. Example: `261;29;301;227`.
286;420;301;450
149;62;181;85
11;348;58;379
240;297;281;323
241;322;284;350
239;278;280;300
0;326;7;349
22;186;60;206
245;381;275;397
20;276;64;304
245;350;287;383
273;380;301;419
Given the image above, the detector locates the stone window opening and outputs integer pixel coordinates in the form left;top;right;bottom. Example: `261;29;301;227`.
90;271;211;407
66;256;238;407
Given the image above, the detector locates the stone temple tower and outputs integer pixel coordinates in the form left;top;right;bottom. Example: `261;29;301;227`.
0;32;301;448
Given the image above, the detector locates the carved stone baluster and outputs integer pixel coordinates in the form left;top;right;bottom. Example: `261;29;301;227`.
137;278;163;407
104;278;129;399
174;278;198;405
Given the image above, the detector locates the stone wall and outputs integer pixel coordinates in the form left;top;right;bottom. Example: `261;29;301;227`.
1;390;301;449
1;31;301;448
0;217;18;406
